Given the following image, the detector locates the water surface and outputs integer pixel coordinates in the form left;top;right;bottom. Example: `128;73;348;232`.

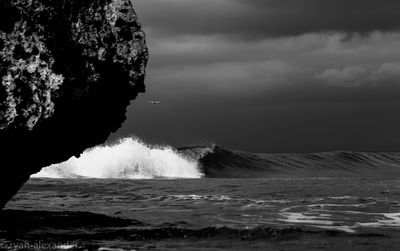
3;177;400;250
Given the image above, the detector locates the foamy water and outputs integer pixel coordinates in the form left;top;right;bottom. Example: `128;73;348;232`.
7;177;400;250
32;137;204;179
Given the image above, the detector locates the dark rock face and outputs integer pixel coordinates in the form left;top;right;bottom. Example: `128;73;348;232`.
0;0;148;208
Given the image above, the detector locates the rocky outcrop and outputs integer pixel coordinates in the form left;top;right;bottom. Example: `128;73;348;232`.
0;0;148;208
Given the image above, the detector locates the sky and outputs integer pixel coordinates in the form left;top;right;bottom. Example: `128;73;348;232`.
111;0;400;153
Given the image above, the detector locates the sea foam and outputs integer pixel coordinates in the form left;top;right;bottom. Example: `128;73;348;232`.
32;137;204;179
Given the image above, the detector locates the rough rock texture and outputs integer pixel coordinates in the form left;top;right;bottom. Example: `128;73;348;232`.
0;0;148;208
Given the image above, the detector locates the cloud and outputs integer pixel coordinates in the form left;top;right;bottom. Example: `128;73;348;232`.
133;0;400;99
316;62;400;87
149;60;292;96
315;67;368;87
370;62;400;84
145;30;400;99
134;0;400;40
133;0;400;94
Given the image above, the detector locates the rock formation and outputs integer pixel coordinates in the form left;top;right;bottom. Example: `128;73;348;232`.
0;0;148;208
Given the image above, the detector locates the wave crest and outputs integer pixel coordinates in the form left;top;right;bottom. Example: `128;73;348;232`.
32;137;205;179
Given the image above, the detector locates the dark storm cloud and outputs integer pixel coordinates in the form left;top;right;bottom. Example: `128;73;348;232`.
134;0;400;39
114;0;400;152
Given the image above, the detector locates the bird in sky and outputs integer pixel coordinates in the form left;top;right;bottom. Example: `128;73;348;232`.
149;101;161;105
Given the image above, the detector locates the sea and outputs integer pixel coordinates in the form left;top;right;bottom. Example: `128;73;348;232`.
2;137;400;250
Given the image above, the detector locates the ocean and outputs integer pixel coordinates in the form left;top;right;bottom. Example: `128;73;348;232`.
2;137;400;250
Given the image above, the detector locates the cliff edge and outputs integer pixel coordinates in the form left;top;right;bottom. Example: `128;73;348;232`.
0;0;148;208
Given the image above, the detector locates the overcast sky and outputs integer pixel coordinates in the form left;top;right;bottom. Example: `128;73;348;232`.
112;0;400;153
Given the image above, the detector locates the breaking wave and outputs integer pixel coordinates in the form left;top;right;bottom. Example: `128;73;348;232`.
32;137;207;179
32;137;400;179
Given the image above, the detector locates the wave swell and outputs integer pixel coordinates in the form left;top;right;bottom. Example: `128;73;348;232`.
193;146;400;178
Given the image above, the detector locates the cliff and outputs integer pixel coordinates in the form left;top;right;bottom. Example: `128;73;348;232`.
0;0;148;208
